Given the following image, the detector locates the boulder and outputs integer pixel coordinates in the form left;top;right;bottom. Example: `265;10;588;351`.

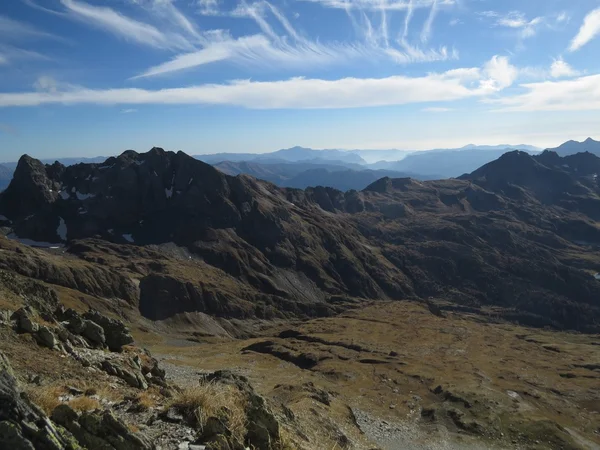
11;307;38;334
82;320;106;347
52;404;153;450
83;310;134;352
35;326;57;349
101;359;148;390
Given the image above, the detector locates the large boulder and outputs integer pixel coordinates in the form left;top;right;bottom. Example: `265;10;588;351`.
35;326;57;349
81;320;106;347
11;307;39;334
83;310;134;352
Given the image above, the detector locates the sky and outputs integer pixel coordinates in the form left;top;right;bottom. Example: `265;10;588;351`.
1;0;600;161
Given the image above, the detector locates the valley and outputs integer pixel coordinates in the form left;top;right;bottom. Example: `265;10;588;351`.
0;146;599;449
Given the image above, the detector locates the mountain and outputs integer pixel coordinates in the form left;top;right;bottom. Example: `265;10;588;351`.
545;137;600;157
214;160;437;190
1;148;600;333
197;146;366;165
0;164;12;191
382;147;541;178
280;168;438;190
2;155;109;170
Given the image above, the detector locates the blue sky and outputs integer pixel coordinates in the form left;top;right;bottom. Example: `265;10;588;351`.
1;0;600;161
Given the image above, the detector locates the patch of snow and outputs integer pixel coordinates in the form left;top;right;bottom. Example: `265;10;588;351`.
188;177;194;185
6;233;64;248
0;214;8;221
123;234;134;243
49;189;53;193
562;164;569;168
108;229;114;234
85;175;92;181
594;174;598;179
165;187;173;199
594;273;600;280
75;191;95;201
92;176;99;181
78;210;87;215
98;165;113;170
71;187;76;193
57;217;67;241
506;390;520;400
60;191;70;200
153;171;158;177
135;160;145;166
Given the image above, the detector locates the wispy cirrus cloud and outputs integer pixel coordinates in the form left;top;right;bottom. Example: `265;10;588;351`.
480;11;544;39
0;14;66;42
297;0;454;12
569;8;600;52
422;106;453;112
0;56;516;109
58;0;193;51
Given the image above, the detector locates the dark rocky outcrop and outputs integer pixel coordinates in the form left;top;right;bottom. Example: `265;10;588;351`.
0;351;79;449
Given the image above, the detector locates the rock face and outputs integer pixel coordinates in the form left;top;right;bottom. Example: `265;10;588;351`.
82;310;134;352
2;148;600;332
52;405;153;450
0;351;78;450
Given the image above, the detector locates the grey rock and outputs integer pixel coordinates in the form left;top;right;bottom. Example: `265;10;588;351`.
12;307;39;334
0;351;79;449
83;310;134;352
82;320;106;347
101;359;148;390
53;404;153;450
35;326;57;349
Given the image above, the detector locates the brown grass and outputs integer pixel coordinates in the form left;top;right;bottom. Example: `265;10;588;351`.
68;396;101;412
26;385;66;415
135;388;161;410
168;381;248;441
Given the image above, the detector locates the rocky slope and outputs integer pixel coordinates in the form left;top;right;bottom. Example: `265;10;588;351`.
1;148;600;332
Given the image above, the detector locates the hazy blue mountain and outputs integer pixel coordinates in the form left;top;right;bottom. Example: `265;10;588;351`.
546;138;600;157
383;147;541;178
197;146;366;165
214;160;437;190
0;164;12;191
281;168;438;190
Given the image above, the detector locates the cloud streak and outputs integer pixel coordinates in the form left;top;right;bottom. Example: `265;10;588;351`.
0;56;516;109
491;74;600;112
569;8;600;52
59;0;192;50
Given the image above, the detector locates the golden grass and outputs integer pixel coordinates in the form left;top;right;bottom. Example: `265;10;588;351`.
168;381;248;442
68;396;101;412
135;388;160;410
26;385;66;415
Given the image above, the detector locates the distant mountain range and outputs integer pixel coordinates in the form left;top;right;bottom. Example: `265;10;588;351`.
545;137;600;157
2;140;597;192
0;164;12;191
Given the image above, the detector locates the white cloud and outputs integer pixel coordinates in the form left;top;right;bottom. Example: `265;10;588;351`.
129;0;202;40
298;0;454;12
0;56;516;109
491;74;600;112
195;0;221;15
422;106;453;112
481;55;517;90
0;54;7;65
482;11;544;39
421;0;438;43
550;58;579;78
34;76;60;93
569;8;600;52
59;0;192;50
0;14;65;42
556;12;569;23
120;108;137;113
